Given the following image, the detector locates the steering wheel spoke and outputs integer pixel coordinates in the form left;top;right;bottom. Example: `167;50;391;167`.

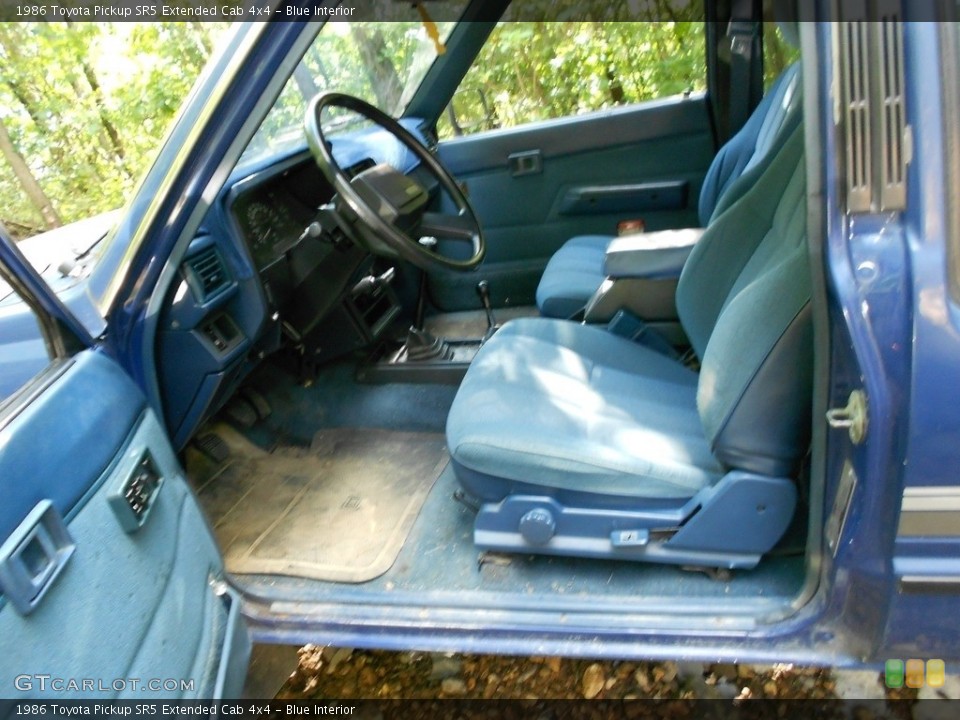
305;92;485;272
417;212;477;242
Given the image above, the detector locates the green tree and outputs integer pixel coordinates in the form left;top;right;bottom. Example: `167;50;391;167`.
0;116;61;229
440;21;706;139
0;21;228;238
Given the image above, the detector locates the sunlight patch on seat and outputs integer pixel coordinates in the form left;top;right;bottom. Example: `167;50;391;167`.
529;365;604;413
607;425;700;466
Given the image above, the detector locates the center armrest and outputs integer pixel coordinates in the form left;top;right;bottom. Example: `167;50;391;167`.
603;228;705;279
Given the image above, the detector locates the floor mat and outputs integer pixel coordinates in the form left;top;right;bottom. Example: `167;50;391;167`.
192;425;449;583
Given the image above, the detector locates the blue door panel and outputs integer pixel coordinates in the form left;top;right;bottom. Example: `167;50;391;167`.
430;96;714;309
0;352;248;698
0;351;145;542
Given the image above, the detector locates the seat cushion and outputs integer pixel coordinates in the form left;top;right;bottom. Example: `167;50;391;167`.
446;318;724;501
534;235;610;318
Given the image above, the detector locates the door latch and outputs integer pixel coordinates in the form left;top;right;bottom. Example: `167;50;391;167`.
826;389;868;444
508;150;542;177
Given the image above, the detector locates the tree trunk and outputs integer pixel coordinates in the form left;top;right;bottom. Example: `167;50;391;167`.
0;118;62;230
349;27;403;112
0;27;52;134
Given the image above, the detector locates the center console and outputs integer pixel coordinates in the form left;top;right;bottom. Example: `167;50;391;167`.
583;228;703;345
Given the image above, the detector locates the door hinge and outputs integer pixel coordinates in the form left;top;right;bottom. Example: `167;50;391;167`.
826;389;869;444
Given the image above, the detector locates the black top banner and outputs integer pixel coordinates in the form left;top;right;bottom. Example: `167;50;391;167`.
0;0;955;24
0;0;707;23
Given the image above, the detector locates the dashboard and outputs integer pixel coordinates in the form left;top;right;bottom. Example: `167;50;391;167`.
231;156;377;271
156;145;413;449
231;159;330;271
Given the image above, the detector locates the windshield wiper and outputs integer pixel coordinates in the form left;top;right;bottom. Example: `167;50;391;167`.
73;226;114;262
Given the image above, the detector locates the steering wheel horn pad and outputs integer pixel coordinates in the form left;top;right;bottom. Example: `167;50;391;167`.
305;92;485;272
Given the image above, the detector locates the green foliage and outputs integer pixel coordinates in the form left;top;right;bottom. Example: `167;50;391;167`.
0;22;228;238
0;12;797;240
439;21;706;139
244;19;456;164
763;22;802;89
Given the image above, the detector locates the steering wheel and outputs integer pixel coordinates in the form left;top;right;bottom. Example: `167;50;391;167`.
305;92;485;272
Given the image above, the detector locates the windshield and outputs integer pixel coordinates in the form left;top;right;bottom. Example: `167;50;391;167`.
241;6;465;165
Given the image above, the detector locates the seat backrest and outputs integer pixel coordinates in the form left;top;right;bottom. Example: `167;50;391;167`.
698;62;802;226
677;123;811;477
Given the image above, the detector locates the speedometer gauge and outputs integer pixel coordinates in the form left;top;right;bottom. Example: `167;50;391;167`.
245;201;284;268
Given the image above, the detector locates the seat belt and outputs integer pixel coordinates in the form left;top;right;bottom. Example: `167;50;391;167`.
727;0;762;137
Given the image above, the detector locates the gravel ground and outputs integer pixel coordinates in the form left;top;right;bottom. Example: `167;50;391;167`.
267;645;955;705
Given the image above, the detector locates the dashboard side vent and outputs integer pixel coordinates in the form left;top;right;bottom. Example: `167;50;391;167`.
184;247;229;301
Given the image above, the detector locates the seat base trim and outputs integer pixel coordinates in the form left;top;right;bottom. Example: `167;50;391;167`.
473;472;797;570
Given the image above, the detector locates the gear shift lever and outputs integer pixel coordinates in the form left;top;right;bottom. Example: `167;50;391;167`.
476;280;498;339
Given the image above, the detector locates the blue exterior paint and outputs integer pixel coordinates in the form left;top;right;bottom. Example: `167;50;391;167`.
0;231;94;350
97;23;304;407
885;20;960;655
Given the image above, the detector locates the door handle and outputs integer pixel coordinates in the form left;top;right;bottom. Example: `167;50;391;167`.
508;150;542;177
0;500;76;615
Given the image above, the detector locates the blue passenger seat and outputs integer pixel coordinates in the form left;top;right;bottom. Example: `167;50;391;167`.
536;61;802;319
446;118;810;569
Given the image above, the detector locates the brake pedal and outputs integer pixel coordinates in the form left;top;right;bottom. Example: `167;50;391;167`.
241;388;272;419
223;397;258;428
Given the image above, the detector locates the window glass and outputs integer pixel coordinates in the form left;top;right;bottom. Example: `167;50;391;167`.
241;4;466;165
439;21;706;139
764;22;802;89
0;23;231;242
0;272;56;405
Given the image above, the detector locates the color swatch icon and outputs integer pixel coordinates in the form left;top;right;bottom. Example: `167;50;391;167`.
886;658;947;688
906;659;925;688
885;659;904;688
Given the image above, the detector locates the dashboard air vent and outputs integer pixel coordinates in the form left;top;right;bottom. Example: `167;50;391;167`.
184;247;229;301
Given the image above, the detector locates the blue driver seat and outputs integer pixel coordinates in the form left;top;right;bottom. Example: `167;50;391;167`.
536;61;802;320
446;122;810;570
